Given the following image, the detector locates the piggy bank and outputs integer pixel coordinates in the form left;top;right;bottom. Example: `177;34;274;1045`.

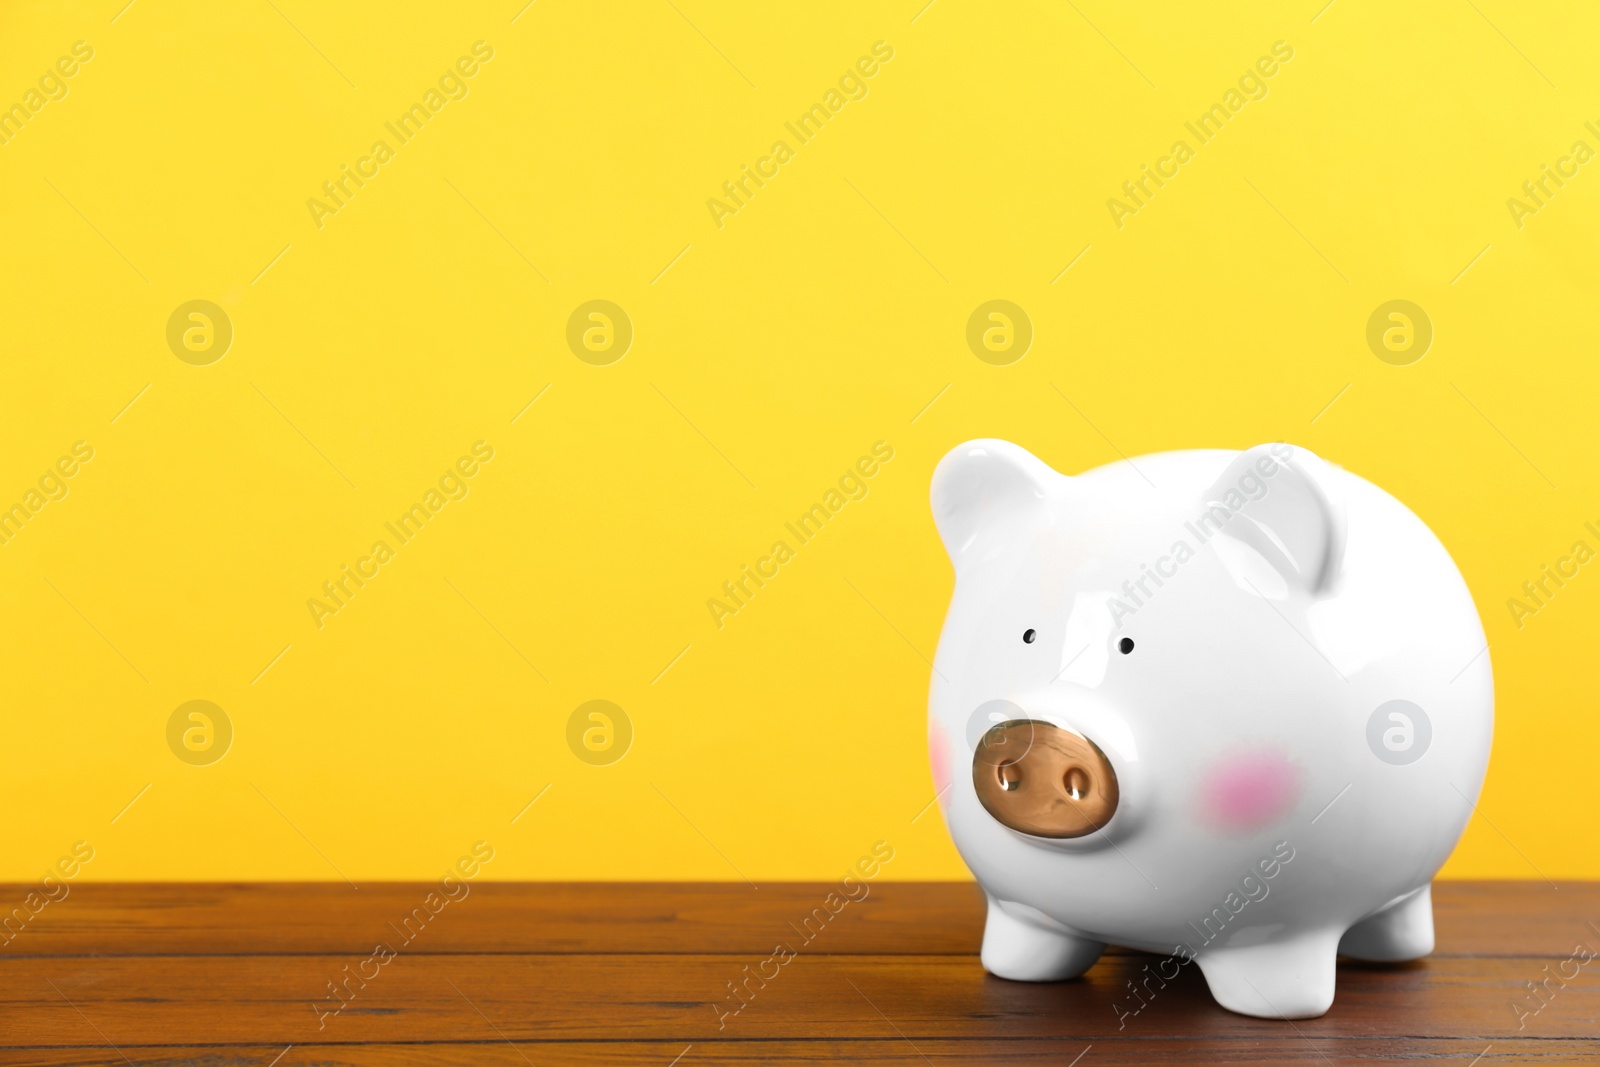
928;439;1492;1019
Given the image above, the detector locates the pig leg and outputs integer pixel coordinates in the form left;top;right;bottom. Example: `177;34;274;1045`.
1338;884;1434;961
980;895;1105;981
1195;928;1340;1018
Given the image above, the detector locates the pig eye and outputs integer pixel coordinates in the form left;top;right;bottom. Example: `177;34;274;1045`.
1119;637;1135;654
1022;629;1037;644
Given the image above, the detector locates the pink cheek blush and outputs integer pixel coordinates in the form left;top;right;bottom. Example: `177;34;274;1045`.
1198;749;1302;834
929;720;953;800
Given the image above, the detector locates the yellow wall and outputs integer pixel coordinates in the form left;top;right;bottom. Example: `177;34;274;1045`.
1;0;1595;882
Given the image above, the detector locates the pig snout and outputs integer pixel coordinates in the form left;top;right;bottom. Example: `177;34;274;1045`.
973;720;1119;838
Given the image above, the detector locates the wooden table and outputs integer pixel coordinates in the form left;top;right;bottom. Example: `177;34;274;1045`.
0;882;1595;1064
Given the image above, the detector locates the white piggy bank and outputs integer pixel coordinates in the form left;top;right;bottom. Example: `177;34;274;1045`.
928;440;1493;1019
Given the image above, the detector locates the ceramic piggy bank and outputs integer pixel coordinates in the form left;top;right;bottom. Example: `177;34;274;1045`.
928;439;1492;1019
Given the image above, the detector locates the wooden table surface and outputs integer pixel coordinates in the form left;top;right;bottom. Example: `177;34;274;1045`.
0;881;1595;1065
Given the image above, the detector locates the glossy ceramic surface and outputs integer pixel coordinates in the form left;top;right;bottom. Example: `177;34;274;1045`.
928;440;1493;1019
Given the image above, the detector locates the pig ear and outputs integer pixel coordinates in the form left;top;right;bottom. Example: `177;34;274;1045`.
931;439;1058;565
1205;444;1346;595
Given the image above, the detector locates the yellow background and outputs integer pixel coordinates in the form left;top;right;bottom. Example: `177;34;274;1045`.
1;0;1596;882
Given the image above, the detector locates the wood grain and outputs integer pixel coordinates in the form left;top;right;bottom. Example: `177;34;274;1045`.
5;1041;1600;1067
0;882;1592;1065
2;880;1588;955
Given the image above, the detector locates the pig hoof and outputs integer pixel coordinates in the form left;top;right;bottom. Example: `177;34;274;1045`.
980;896;1105;981
1196;931;1340;1018
1339;884;1434;961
